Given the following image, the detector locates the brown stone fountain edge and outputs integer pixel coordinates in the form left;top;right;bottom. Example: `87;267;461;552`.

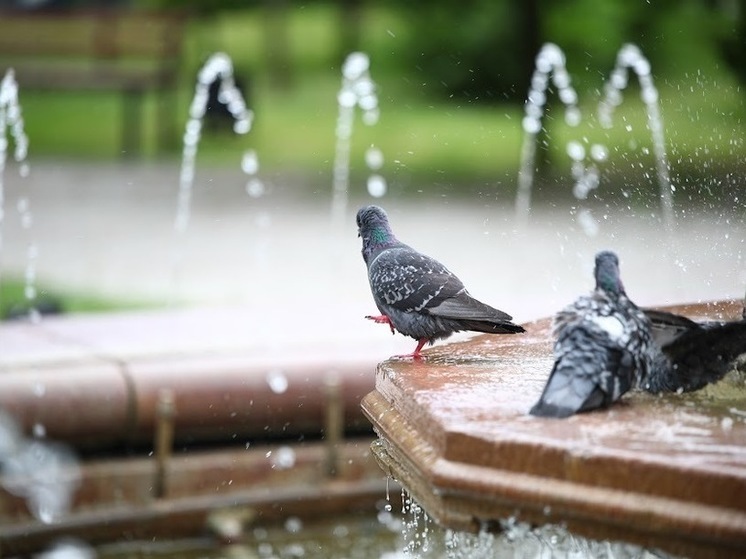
0;306;396;554
361;300;746;559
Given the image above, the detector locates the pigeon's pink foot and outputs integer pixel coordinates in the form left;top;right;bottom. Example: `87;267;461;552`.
365;314;396;334
395;338;428;359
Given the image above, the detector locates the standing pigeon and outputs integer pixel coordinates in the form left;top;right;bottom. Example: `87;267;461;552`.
356;205;525;359
643;308;746;394
530;251;655;418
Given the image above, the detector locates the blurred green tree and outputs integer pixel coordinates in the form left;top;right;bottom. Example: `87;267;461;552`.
392;0;743;103
394;0;540;103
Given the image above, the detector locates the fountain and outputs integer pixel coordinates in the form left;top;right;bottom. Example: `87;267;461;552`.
362;299;746;559
171;52;256;297
598;44;674;229
331;52;385;226
0;68;37;320
514;43;581;226
515;43;675;235
0;27;743;558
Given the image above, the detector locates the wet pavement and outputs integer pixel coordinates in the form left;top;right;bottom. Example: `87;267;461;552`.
1;160;743;344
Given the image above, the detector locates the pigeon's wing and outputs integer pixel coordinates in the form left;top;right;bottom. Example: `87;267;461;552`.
530;321;635;418
426;291;514;323
368;246;466;314
646;319;746;393
644;308;732;347
643;309;701;347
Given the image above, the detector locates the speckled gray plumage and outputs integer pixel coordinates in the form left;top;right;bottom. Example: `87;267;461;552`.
356;205;524;356
530;251;655;418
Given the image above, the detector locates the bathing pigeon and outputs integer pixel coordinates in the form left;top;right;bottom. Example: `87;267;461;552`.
356;205;525;359
530;251;656;418
643;308;746;393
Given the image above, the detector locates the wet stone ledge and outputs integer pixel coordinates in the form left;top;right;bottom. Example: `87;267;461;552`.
361;300;746;559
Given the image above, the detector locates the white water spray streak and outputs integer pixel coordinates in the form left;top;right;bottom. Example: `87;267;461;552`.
515;44;581;226
171;53;254;297
331;52;384;225
598;43;675;230
0;69;37;319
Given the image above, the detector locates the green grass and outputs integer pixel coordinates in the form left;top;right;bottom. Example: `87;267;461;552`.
0;277;150;319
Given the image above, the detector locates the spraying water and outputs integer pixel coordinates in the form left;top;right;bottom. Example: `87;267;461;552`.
0;68;37;320
171;53;255;295
515;43;675;235
0;408;81;525
598;43;675;230
514;43;581;226
331;52;384;225
395;489;680;558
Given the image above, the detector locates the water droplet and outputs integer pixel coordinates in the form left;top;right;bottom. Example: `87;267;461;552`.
284;516;303;533
241;150;260;177
367;174;387;198
337;89;357;108
233;119;251;135
522;116;541;134
577;208;599;237
365;146;384;170
590;144;608;162
32;423;46;438
270;446;296;470
641;85;658;104
342;52;370;80
362;108;379;126
564;107;581;127
566;141;585;161
266;369;288;394
246;178;265;198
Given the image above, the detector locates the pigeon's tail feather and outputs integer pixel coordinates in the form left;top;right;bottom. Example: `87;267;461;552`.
646;320;746;393
530;327;634;418
529;359;608;418
456;319;526;335
429;294;515;323
529;400;574;418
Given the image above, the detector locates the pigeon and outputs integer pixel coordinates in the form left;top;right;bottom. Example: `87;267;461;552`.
643;308;746;394
530;250;656;418
356;205;525;358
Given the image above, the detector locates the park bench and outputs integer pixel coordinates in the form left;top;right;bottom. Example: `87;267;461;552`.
0;9;187;156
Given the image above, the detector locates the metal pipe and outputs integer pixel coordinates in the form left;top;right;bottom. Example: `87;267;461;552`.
153;389;175;499
323;373;343;477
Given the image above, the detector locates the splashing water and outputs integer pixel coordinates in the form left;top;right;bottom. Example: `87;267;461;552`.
395;489;679;558
598;43;674;230
515;43;581;225
0;69;37;319
0;409;81;525
515;43;675;236
331;52;385;224
171;53;254;295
